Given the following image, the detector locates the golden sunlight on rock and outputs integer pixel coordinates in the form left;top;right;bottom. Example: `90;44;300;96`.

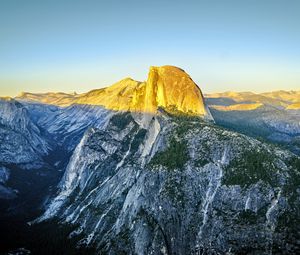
210;103;263;111
286;102;300;110
17;66;212;119
76;65;211;118
146;66;208;115
16;92;79;107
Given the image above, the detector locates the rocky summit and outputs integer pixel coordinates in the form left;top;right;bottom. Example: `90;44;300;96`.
17;66;213;120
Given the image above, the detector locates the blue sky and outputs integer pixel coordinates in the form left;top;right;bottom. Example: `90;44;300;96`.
0;0;299;96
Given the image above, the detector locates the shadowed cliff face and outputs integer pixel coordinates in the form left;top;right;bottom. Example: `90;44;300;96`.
16;66;213;119
0;98;50;166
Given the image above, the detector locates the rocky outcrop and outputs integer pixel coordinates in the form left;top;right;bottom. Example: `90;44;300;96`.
143;66;211;117
39;111;300;254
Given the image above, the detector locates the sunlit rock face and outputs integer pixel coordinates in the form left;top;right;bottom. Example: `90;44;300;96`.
146;66;210;115
286;102;300;110
76;66;212;119
16;66;213;119
210;103;263;111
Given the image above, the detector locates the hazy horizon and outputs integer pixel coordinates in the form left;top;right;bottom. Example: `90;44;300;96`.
6;80;300;99
1;0;299;97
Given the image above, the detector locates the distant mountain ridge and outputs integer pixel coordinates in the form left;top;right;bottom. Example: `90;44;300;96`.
206;90;300;110
0;98;50;166
16;88;300;112
17;92;79;107
205;90;300;155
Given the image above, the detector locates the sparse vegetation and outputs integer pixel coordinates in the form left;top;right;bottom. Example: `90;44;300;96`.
163;176;185;205
282;156;300;201
195;157;210;167
237;210;258;225
131;128;147;152
222;149;279;187
110;112;133;129
150;137;189;170
234;205;268;226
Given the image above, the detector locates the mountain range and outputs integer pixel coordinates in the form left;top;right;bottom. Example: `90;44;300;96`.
205;91;300;155
0;66;300;254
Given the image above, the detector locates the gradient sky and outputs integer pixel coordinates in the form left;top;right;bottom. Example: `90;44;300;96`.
0;0;299;97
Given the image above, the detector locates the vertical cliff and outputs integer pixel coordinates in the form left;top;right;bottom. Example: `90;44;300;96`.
146;66;211;118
